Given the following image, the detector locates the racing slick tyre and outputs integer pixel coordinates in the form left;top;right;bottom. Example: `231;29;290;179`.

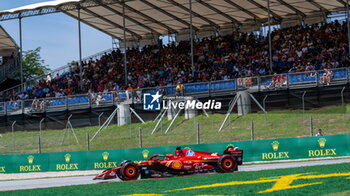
217;155;237;173
120;162;140;181
116;168;125;180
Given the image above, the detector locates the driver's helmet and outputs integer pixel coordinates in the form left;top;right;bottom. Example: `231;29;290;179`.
175;147;184;157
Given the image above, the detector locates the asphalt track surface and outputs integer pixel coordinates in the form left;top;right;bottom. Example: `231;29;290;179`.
1;158;350;192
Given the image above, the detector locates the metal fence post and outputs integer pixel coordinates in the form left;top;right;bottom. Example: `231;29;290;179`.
251;119;254;141
263;95;268;125
341;87;346;114
302;91;306;122
86;132;90;151
263;95;268;111
310;113;313;136
98;112;104;127
38;135;42;153
129;124;132;138
139;127;142;148
39;118;45;137
196;123;200;144
11;120;16;152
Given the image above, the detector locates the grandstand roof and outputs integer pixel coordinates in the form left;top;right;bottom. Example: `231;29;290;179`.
0;0;348;41
0;25;18;56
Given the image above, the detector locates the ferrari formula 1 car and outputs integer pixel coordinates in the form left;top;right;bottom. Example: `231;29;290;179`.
94;146;243;181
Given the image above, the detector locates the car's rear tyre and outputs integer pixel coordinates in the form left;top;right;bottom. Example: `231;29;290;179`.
120;163;140;180
217;155;237;173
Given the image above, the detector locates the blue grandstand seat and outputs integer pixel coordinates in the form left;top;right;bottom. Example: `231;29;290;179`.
118;92;127;99
210;80;236;91
184;83;209;93
164;86;176;95
288;73;316;84
103;94;112;101
332;69;346;79
80;96;89;103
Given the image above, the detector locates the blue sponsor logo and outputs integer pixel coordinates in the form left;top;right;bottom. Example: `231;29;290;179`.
186;150;195;157
143;91;161;111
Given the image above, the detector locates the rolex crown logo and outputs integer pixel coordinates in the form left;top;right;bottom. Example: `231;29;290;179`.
102;152;109;161
27;155;34;164
142;149;149;159
272;141;280;151
184;147;192;150
318;138;326;148
65;154;71;163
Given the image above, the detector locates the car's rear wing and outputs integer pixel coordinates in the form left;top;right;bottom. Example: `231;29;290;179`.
229;150;243;165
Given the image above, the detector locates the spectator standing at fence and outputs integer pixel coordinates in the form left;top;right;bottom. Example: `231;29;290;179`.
96;93;103;106
320;69;333;85
268;73;279;89
315;129;323;136
325;69;333;85
176;81;184;97
126;84;133;100
31;97;39;110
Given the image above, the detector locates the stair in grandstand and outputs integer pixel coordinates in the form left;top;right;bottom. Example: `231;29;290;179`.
0;57;20;84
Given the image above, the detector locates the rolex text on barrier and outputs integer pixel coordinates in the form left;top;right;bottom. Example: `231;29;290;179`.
0;134;349;173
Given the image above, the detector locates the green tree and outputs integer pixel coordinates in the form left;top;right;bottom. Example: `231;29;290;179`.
14;47;50;82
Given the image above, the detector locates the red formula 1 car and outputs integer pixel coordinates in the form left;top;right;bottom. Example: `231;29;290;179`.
94;146;243;181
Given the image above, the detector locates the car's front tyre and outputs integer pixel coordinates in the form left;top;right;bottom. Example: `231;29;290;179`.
120;162;140;180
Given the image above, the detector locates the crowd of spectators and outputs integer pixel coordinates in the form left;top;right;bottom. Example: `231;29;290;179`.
2;20;350;102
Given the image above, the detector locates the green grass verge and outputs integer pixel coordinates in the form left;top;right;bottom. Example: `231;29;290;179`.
1;104;350;154
326;190;350;196
2;163;350;196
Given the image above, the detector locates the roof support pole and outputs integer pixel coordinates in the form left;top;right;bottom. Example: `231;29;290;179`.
347;0;350;56
78;8;83;92
267;0;273;73
189;0;195;76
123;1;127;86
19;17;23;92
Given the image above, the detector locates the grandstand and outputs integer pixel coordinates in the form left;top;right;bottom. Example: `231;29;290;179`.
0;0;349;132
0;25;20;90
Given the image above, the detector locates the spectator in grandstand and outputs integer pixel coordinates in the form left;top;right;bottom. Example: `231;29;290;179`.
135;87;142;102
126;84;133;100
5;20;350;102
95;93;104;106
320;68;333;85
31;97;39;111
277;74;287;88
46;73;52;85
268;73;279;89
